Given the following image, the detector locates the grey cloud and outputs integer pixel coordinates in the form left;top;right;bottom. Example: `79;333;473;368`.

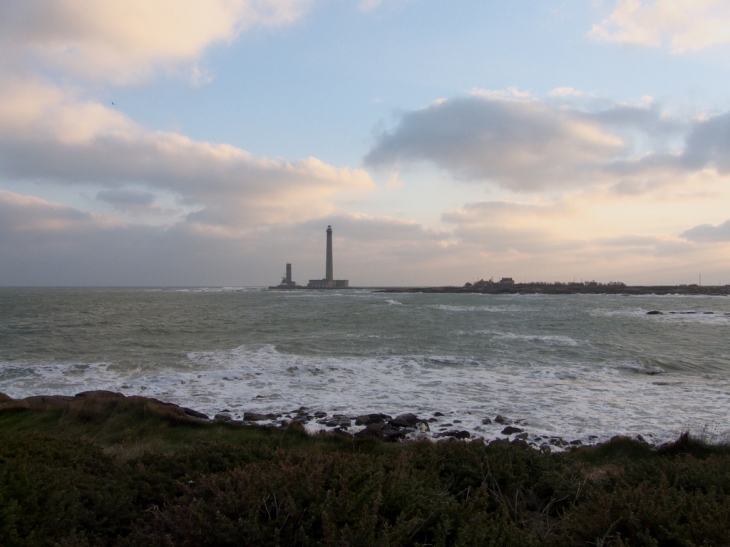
96;188;157;211
0;128;371;228
365;95;730;193
365;96;624;190
680;219;730;243
0;191;457;286
681;112;730;173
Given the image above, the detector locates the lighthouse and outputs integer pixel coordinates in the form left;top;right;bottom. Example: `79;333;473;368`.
308;225;349;288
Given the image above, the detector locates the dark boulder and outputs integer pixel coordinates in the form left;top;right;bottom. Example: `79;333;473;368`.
482;418;492;425
501;426;524;435
214;413;232;422
243;412;277;422
0;393;12;403
494;414;511;424
434;412;445;417
389;413;420;428
646;310;663;315
74;390;125;401
184;408;209;420
355;413;390;425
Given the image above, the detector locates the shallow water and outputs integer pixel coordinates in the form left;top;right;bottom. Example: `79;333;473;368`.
1;287;729;444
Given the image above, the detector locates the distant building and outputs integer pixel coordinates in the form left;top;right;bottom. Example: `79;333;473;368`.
308;225;349;289
499;277;515;285
269;263;298;289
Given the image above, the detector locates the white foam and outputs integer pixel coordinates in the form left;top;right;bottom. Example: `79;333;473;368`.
2;345;728;446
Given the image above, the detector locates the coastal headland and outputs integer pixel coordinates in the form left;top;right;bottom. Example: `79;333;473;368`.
2;390;730;546
379;282;730;296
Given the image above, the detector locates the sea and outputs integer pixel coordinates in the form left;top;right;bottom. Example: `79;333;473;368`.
1;287;729;446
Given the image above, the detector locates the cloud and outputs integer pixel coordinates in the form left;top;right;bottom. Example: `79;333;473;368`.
681;219;730;242
364;92;730;195
365;94;631;191
0;0;314;84
0;79;375;230
590;0;730;53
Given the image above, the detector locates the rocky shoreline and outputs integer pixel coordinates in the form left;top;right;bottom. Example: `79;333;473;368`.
0;390;655;452
378;284;730;296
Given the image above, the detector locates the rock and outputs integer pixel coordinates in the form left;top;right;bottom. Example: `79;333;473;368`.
569;439;582;445
514;432;528;440
511;438;530;449
494;414;511;424
214;413;232;422
331;427;352;437
184;408;209;420
389;413;420;428
646;310;662;315
549;437;566;447
313;411;327;418
482;417;493;425
501;426;524;435
23;395;77;409
427;417;438;423
453;420;462;423
243;412;277;422
489;437;510;446
434;412;445;417
326;416;351;428
355;413;390;426
75;390;125;401
0;393;13;403
636;434;647;443
435;430;471;439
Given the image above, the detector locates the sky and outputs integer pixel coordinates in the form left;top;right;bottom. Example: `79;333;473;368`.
1;0;730;287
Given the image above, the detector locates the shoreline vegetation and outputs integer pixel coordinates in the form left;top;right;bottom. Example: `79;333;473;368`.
377;281;730;296
2;391;730;546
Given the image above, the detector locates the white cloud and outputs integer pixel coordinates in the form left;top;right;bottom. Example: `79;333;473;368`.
0;0;314;84
590;0;730;53
0;79;375;231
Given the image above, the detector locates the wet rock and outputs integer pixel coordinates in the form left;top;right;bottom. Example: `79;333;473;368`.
428;417;438;423
636;434;647;443
75;390;126;401
0;393;13;403
514;432;528;440
453;420;462;424
183;408;209;420
313;411;327;418
243;412;277;422
435;430;471;439
214;413;232;422
494;414;511;424
569;439;582;446
482;417;492;425
331;427;352;437
434;412;445;417
511;438;530;449
355;413;390;426
549;437;566;447
440;423;453;427
646;310;662;315
539;443;551;454
389;413;420;428
326;416;351;428
501;426;524;435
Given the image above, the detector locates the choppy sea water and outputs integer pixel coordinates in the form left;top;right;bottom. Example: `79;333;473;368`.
1;287;729;446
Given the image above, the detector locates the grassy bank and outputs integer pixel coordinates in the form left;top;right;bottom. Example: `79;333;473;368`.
1;395;729;546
